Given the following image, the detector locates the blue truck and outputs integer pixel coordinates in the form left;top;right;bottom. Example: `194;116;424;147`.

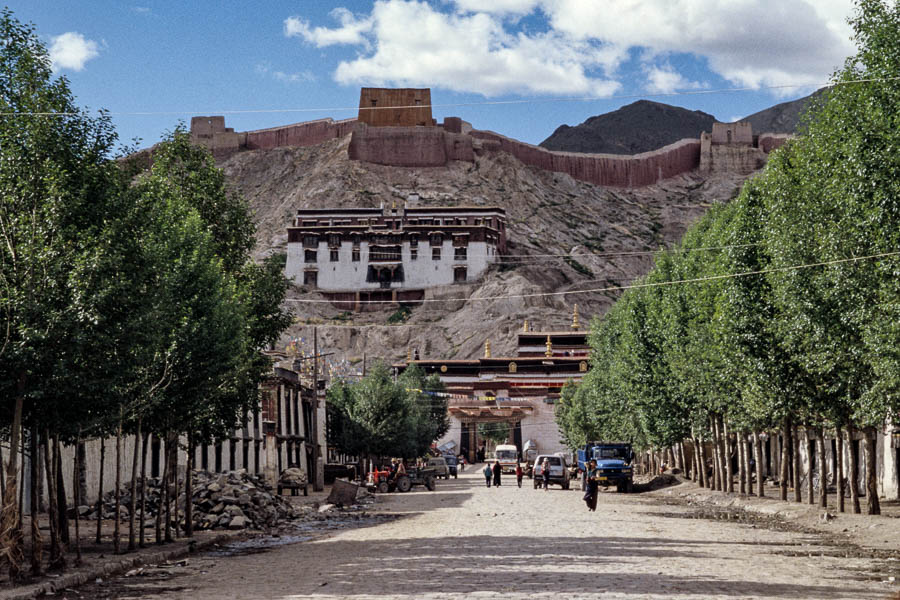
576;442;635;493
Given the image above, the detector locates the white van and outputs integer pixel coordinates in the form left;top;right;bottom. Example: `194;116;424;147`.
494;444;519;474
532;454;570;489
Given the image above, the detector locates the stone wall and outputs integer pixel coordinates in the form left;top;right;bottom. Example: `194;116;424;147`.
190;116;357;159
470;130;702;187
758;133;793;153
700;132;767;175
348;122;475;167
358;87;434;128
711;121;753;145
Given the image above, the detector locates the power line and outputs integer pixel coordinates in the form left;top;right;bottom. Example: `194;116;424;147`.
284;250;900;305
1;77;897;118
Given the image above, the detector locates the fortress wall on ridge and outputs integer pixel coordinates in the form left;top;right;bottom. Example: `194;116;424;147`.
469;130;701;187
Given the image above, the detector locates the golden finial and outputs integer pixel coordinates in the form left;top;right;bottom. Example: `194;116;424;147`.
572;304;580;330
484;340;492;359
523;319;529;333
545;335;553;357
407;348;412;362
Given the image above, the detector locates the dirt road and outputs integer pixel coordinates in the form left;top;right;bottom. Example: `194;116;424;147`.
74;469;899;599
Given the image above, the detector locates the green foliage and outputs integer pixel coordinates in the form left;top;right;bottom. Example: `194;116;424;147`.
326;363;449;460
477;422;510;446
557;0;900;450
387;305;412;324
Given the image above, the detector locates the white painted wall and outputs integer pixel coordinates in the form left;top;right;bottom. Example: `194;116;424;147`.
285;240;498;291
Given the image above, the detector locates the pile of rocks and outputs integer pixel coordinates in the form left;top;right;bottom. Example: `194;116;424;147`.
82;470;299;531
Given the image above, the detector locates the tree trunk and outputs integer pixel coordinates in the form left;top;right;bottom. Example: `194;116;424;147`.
184;435;193;537
155;436;166;545
744;434;753;496
806;429;815;505
836;425;845;513
128;418;142;552
72;433;82;566
709;415;725;492
0;377;25;579
54;438;68;547
172;441;179;540
114;416;122;554
679;442;688;478
863;427;881;515
699;439;709;488
723;418;734;494
738;433;746;495
753;431;765;497
848;424;861;514
818;426;827;508
42;432;61;570
780;417;791;501
29;428;42;577
164;441;173;543
96;438;105;544
139;431;149;548
791;425;801;503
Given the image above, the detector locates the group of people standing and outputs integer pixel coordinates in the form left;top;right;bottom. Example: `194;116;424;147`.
482;460;503;487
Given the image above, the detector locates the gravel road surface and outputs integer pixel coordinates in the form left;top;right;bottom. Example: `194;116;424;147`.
72;469;899;600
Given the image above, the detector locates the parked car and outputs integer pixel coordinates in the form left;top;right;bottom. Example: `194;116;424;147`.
443;454;459;478
532;454;570;489
427;456;452;479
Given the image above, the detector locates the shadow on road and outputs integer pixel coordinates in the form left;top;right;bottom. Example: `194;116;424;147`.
301;533;881;599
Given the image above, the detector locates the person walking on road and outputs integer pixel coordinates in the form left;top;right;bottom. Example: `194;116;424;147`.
492;460;502;487
541;458;550;491
515;464;524;488
583;460;599;511
482;463;492;488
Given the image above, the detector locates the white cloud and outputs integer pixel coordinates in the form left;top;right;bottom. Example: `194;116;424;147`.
256;63;316;84
544;0;854;91
644;64;703;94
285;8;373;48
451;0;541;16
132;6;151;15
288;0;620;97
49;32;100;72
284;0;855;98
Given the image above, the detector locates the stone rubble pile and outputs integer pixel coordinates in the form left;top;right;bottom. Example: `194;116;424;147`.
81;470;299;531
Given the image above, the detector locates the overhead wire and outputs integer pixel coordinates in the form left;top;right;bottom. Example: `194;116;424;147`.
1;76;898;118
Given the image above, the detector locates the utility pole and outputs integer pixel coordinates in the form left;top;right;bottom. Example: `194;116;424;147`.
312;327;323;491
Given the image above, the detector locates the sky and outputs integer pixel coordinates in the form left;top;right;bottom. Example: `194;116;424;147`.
7;1;858;149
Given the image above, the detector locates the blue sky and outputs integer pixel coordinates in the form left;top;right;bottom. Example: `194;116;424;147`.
8;1;857;149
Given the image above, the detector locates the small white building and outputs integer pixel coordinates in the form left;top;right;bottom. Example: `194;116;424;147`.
285;206;507;308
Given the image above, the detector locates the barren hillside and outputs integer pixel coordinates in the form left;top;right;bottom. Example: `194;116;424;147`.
219;136;752;368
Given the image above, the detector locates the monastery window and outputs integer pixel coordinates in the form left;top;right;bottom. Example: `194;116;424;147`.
432;247;441;261
454;246;467;261
330;248;339;262
410;247;418;260
371;99;377;107
303;271;317;286
302;235;317;248
328;234;341;248
430;233;443;246
475;218;483;226
352;247;360;262
304;249;317;263
453;266;467;282
409;234;419;247
302;220;317;227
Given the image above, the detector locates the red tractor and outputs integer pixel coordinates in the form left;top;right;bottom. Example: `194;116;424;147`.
368;467;436;493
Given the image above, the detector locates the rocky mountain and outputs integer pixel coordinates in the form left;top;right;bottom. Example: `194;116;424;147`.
742;88;827;135
539;91;822;156
539;100;717;155
219;135;752;368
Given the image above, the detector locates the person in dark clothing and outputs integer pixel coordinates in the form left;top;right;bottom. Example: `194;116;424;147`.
515;464;524;488
541;458;550;491
492;460;502;486
583;460;599;511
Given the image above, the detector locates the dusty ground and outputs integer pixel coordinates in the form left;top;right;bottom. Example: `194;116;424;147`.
69;470;900;600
